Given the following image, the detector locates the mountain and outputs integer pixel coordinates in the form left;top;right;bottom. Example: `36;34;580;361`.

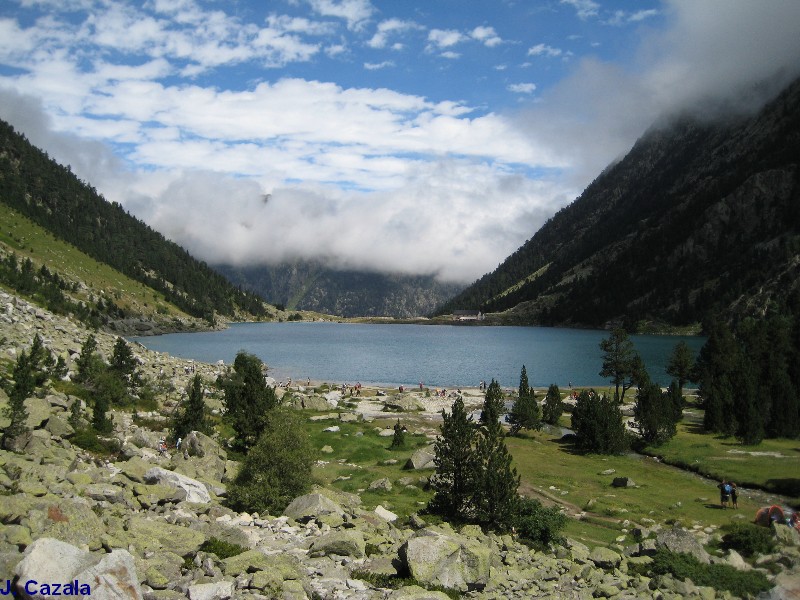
438;77;800;330
0;119;272;329
215;260;463;319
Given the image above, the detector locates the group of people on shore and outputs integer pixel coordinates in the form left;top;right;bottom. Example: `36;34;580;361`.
718;479;739;509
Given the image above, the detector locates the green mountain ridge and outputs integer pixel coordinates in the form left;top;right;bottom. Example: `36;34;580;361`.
438;76;800;329
0;119;273;329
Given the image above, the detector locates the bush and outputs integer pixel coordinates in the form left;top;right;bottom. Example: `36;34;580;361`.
721;523;776;557
514;497;567;548
572;390;627;454
198;537;248;559
70;428;121;456
226;409;315;515
640;549;771;597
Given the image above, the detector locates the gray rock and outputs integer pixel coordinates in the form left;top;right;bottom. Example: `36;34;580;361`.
400;528;490;592
655;528;711;564
24;396;52;429
388;585;452;599
774;523;800;546
310;530;366;558
369;477;393;492
187;581;234;600
611;476;635;488
15;538;143;600
144;467;211;504
404;446;436;470
283;493;345;522
588;546;622;569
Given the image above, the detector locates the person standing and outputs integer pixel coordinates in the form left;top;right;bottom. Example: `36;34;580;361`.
730;482;738;509
718;480;731;509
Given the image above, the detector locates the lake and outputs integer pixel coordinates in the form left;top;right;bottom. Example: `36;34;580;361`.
130;322;705;389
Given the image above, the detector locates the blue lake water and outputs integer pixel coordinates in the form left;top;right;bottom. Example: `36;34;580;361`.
131;322;704;389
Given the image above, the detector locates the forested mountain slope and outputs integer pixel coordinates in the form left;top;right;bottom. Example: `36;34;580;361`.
215;260;463;319
0;120;269;324
438;77;800;329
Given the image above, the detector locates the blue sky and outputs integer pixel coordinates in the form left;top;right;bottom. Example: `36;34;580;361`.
1;1;799;282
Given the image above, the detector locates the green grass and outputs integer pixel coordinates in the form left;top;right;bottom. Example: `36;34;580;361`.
0;203;187;319
301;415;435;518
640;418;800;498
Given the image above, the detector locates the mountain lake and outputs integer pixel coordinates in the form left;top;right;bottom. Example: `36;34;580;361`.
130;322;705;389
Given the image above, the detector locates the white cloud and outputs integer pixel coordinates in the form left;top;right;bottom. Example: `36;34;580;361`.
367;18;421;49
307;0;374;31
507;83;536;94
471;25;502;47
606;9;659;27
364;60;394;70
560;0;600;20
427;28;465;49
528;43;562;58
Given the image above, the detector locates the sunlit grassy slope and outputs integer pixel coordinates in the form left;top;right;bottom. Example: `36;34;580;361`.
0;202;187;319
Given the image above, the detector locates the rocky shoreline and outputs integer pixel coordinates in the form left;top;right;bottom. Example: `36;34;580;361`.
1;290;799;599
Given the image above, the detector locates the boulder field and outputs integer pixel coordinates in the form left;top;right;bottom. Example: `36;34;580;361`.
2;291;800;599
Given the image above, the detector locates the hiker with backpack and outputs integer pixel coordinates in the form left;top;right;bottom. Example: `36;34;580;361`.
718;479;732;509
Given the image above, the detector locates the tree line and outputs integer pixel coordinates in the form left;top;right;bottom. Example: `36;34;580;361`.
0;119;268;322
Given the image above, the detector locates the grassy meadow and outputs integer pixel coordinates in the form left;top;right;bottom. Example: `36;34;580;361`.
293;395;799;550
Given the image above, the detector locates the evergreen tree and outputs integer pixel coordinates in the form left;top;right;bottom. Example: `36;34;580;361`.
694;319;739;435
599;328;640;402
429;396;478;521
508;365;541;434
666;341;695;396
227;410;314;515
572;390;627;454
75;333;102;384
666;380;683;424
474;385;520;530
222;352;278;452
172;374;209;440
633;382;677;446
27;334;54;387
542;384;563;426
110;337;140;390
733;359;764;445
480;379;504;425
2;349;34;448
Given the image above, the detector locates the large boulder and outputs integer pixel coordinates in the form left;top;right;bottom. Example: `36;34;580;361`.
383;395;424;412
23;396;52;429
144;467;211;504
655;528;711;564
399;528;491;592
404;446;436;470
309;531;366;558
283;493;345;522
125;516;206;557
14;537;142;600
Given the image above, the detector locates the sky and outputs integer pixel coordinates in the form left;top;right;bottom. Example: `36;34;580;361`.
1;1;800;283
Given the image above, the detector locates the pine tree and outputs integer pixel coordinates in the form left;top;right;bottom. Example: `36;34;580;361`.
666;341;695;396
474;383;520;530
508;365;541;434
390;419;406;449
734;359;763;445
75;333;102;384
480;379;504;425
666;380;683;424
110;337;141;390
599;328;641;402
172;374;209;439
222;352;278;452
633;382;677;446
429;396;478;521
2;349;34;449
695;318;739;436
542;384;563;426
572;390;627;454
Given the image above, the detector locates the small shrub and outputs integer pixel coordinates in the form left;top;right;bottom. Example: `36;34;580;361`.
70;428;121;456
199;537;248;560
638;549;772;597
721;523;776;557
514;497;567;548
